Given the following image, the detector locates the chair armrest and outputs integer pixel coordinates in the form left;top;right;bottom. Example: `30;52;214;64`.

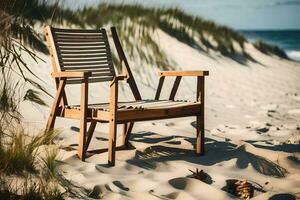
155;70;208;100
51;71;92;78
159;70;209;77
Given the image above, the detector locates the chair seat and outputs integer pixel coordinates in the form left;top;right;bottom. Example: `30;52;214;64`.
68;99;199;110
62;100;201;123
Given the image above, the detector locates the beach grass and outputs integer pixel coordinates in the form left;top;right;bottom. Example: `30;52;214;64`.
0;129;58;175
0;128;66;199
254;40;289;59
80;3;289;69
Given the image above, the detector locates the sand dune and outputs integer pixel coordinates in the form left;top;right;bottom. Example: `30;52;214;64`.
18;28;300;199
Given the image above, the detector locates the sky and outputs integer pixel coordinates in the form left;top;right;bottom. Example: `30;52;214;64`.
59;0;300;30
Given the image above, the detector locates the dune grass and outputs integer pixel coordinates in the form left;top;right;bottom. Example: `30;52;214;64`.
254;40;289;59
0;78;22;136
0;129;58;175
0;128;68;199
81;4;249;70
0;174;64;200
80;3;289;69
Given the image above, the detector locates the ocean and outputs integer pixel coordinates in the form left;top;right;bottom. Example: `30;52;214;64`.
240;30;300;62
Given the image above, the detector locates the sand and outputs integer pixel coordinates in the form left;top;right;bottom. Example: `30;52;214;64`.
18;28;300;199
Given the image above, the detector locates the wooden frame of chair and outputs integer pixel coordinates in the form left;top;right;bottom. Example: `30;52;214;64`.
44;25;209;166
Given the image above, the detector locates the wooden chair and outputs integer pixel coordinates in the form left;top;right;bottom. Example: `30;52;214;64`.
44;26;209;166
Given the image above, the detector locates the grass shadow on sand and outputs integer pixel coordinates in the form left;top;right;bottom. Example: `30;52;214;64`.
126;132;287;178
245;140;300;153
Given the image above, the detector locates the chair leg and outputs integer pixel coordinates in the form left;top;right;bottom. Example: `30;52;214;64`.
45;113;57;145
108;119;117;166
45;79;66;132
122;122;134;148
78;117;88;161
85;121;97;152
45;112;57;132
78;78;88;161
122;123;128;146
196;115;204;155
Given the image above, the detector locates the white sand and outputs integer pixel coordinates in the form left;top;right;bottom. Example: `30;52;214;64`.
19;29;300;199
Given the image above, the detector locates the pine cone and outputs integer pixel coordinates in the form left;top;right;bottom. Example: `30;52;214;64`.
235;180;254;199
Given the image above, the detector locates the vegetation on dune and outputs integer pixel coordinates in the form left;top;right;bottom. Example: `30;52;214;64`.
0;76;22;134
0;175;64;200
0;129;58;175
81;3;289;69
0;128;83;199
0;0;81;53
254;40;289;59
0;129;67;199
81;4;250;70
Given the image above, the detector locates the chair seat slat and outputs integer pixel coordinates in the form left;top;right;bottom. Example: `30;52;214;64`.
57;43;106;47
62;57;109;62
62;66;112;70
89;72;114;77
56;38;104;42
59;52;110;58
61;53;108;58
59;46;109;50
60;51;109;55
63;61;110;66
53;28;102;33
66;76;113;84
62;66;111;70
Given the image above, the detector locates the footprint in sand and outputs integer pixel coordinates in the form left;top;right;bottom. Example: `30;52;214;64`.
269;193;296;200
88;185;105;199
165;141;181;145
70;126;80;132
168;177;202;191
163;191;195;200
165;122;175;127
256;127;269;134
169;177;233;199
113;180;130;191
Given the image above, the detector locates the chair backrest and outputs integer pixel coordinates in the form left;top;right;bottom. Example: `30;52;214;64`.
44;26;116;84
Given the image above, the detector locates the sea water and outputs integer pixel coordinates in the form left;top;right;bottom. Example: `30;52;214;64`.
240;30;300;62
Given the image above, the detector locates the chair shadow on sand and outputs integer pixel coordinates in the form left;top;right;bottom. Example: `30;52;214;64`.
125;122;288;178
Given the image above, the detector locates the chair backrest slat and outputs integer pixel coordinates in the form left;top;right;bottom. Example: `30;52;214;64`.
45;26;116;84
